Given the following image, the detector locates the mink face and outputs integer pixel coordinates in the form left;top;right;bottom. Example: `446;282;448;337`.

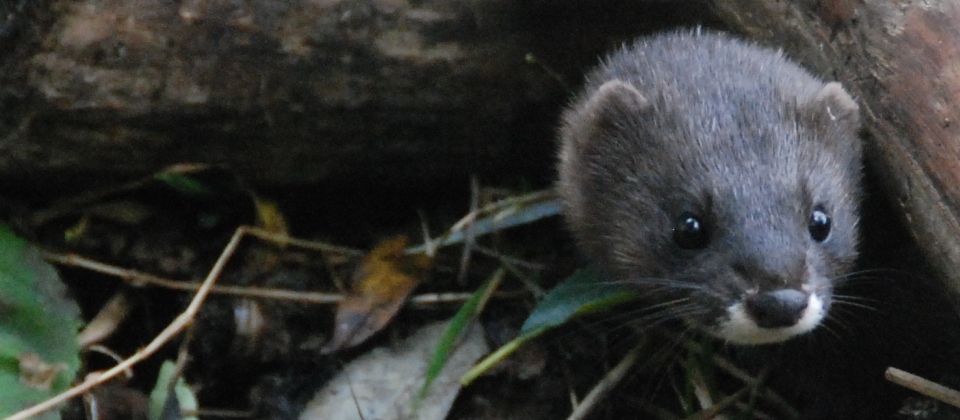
557;30;862;345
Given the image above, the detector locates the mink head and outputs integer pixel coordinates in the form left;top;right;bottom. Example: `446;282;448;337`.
557;31;862;345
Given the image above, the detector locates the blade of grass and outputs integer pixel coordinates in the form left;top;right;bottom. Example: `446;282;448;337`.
407;191;562;254
460;325;550;386
462;268;637;386
418;268;506;399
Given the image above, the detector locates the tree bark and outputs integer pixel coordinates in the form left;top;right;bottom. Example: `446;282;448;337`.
5;0;959;299
0;0;713;193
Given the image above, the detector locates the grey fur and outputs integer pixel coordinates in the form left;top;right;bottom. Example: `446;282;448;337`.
557;30;862;341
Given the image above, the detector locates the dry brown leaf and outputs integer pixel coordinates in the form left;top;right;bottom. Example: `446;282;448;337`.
83;386;150;420
323;236;433;354
78;292;132;348
301;320;489;420
18;353;68;391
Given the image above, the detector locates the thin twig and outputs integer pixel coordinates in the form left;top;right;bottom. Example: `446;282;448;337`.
182;408;252;418
733;402;776;420
239;226;363;256
405;190;562;254
29;164;210;225
684;387;750;420
41;251;345;304
409;292;522;304
43;250;527;307
688;356;718;414
78;291;132;347
471;246;546;298
455;177;481;286
473;245;547;271
566;338;649;420
5;226;246;420
416;209;438;257
169;326;194;394
708;355;797;419
886;367;960;408
667;331;798;419
82;345;132;381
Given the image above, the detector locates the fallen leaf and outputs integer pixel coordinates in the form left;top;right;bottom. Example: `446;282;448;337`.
87;200;157;225
0;223;82;419
301;320;489;420
18;353;67;391
324;236;433;353
78;291;132;348
245;194;291;270
63;216;90;242
251;195;289;237
83;385;150;420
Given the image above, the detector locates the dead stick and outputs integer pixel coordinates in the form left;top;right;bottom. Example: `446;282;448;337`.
886;367;960;408
5;226;246;420
240;226;363;256
44;250;522;305
42;251;345;304
684;387;750;420
566;338;648;420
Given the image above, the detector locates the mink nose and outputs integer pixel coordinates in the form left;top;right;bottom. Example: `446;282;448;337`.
744;290;809;329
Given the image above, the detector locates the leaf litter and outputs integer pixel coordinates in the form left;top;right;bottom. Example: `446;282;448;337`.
0;224;81;419
3;167;900;420
7;168;570;419
298;319;488;420
324;236;434;354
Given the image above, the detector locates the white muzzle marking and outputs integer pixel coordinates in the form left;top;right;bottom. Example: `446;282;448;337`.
715;294;825;345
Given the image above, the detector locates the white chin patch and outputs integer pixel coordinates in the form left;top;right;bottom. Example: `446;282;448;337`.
714;294;825;345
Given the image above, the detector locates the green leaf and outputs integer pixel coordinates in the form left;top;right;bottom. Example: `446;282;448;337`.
406;192;563;254
149;361;199;420
0;223;82;419
462;268;637;385
154;172;212;197
419;268;505;398
460;324;547;386
520;267;637;334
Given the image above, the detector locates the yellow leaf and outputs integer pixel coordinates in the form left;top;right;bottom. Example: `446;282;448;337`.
324;236;433;353
252;195;289;237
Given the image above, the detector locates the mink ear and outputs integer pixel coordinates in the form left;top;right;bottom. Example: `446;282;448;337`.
561;79;651;149
803;82;860;128
580;80;650;126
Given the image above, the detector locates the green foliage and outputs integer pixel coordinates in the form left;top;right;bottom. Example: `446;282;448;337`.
462;268;637;385
154;172;212;197
520;267;637;334
149;361;198;420
0;224;82;418
421;269;505;398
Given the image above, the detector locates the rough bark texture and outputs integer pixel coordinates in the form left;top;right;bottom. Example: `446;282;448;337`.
711;0;960;297
3;0;960;298
0;0;714;194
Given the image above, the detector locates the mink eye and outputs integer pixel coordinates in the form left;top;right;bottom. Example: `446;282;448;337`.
673;212;709;249
808;205;832;242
